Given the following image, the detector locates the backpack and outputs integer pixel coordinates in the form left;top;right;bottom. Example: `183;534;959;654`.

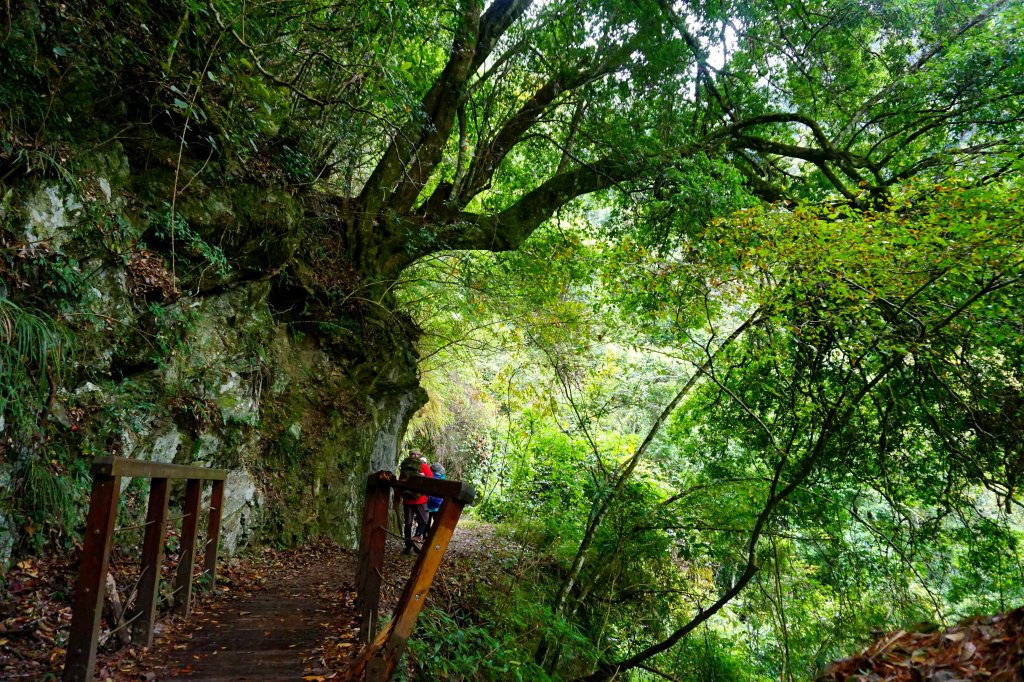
398;456;422;501
427;472;445;512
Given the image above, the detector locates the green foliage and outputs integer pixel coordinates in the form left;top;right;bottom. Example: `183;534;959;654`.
654;626;758;682
145;299;199;366
403;176;1024;680
1;0;1023;673
406;371;496;478
406;607;553;682
0;294;92;553
151;207;231;278
10;452;91;553
0;294;72;436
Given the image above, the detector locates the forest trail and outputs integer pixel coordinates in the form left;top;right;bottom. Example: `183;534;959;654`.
106;540;361;681
99;521;503;680
146;543;357;680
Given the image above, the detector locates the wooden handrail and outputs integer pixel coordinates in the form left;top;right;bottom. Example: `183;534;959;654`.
390;474;476;503
92;456;227;480
351;470;476;681
63;457;228;682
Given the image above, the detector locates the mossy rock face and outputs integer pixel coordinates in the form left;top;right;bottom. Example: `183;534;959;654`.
0;147;425;558
175;184;302;277
0;17;434;563
77;142;133;191
229;186;301;262
256;311;425;546
127;159;302;290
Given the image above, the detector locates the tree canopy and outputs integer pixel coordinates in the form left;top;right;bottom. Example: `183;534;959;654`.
3;0;1024;678
4;0;1022;282
398;169;1024;678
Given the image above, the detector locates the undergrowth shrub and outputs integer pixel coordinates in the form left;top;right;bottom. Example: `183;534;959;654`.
405;607;552;682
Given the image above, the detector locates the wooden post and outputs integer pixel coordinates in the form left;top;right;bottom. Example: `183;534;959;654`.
63;473;120;682
173;478;202;615
356;473;392;644
203;478;225;589
128;477;170;647
366;498;466;681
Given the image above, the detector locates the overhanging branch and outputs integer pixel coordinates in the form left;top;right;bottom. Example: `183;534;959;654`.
394;157;634;270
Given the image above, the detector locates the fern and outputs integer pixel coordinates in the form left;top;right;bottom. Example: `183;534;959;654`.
0;294;73;435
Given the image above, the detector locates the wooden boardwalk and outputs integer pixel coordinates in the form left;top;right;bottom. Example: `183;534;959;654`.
154;570;345;680
136;543;368;681
64;468;473;681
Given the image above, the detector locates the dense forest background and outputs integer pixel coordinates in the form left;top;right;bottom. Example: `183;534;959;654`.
2;0;1023;679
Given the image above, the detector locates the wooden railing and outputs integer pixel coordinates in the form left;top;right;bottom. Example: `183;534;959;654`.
350;470;476;681
62;456;227;682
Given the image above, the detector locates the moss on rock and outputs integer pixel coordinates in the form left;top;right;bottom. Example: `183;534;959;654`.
1;146;423;560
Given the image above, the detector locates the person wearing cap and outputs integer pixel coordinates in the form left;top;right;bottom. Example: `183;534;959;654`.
398;449;433;554
426;462;446;529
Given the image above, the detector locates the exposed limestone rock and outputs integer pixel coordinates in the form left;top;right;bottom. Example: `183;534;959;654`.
217;468;263;554
23;184;81;250
371;381;426;473
147;429;183;464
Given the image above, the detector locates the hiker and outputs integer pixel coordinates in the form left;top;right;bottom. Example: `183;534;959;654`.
398;450;433;554
427;462;446;528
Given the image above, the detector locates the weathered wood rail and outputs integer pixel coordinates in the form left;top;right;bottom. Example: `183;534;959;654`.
62;456;227;682
350;470;476;681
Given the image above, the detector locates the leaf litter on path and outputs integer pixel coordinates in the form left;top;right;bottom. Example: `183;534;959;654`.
821;607;1024;681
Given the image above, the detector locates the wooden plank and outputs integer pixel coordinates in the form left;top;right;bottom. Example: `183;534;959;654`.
356;474;392;644
92;456;227;481
366;646;388;681
390;474;476;504
174;478;203;616
203;478;225;588
63;473;120;682
365;497;466;681
128;477;170;647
